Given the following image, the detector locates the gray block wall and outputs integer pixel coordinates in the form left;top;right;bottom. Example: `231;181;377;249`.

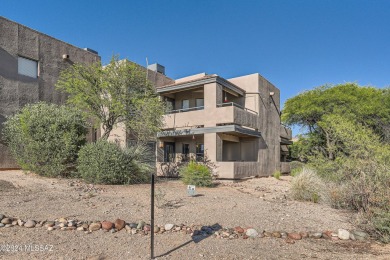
0;16;100;168
257;75;281;176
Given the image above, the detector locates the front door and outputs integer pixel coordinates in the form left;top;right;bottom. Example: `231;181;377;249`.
164;142;175;162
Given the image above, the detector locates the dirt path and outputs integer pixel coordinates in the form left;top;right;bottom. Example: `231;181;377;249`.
0;170;389;259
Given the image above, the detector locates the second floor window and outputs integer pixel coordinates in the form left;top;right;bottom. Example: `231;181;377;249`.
165;97;175;112
18;56;38;78
195;98;204;108
182;99;189;110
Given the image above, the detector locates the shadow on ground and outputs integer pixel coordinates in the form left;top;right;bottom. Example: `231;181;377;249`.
155;223;222;258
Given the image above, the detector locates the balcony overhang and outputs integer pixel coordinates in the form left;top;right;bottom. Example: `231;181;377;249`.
281;137;293;145
158;125;261;138
157;76;245;96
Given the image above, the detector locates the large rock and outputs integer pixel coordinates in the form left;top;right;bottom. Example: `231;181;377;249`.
165;224;174;231
154;226;160;233
1;218;12;224
137;221;145;230
299;232;308;238
128;223;137;229
287;233;302;240
234;226;244;233
323;230;333;239
45;221;55;227
114;219;125;231
58;218;67;223
309;232;322;239
272;232;282;238
89;222;101;231
245;228;259;238
144;225;151;232
101;221;114;231
24;220;36;228
338;229;350;240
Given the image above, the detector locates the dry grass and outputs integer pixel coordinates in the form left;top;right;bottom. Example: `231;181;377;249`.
290;167;327;203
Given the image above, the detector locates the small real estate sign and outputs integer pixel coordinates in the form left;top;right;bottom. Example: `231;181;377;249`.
187;185;196;196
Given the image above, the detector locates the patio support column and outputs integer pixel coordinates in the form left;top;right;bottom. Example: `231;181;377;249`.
204;133;222;162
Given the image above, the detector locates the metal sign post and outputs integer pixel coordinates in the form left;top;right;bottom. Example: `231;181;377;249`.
150;172;155;259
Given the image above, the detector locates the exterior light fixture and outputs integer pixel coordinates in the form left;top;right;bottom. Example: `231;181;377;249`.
62;54;69;60
158;141;164;148
270;92;275;96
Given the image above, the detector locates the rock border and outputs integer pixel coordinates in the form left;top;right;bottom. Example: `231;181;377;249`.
0;214;369;243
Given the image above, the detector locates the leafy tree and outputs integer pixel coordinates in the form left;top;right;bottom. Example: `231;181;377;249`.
2;102;87;177
282;83;390;159
56;55;165;142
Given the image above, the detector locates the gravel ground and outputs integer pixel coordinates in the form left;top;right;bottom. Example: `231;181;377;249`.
0;170;389;259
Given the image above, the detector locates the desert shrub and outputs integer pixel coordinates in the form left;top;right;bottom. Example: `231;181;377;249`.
77;140;152;184
372;210;390;243
272;171;281;180
326;182;351;209
301;116;390;242
289;161;305;177
179;160;214;187
2;102;87;177
290;167;327;203
290;161;305;171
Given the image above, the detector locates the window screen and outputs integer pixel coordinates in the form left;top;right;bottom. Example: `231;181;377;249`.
182;100;189;109
196;98;204;107
18;57;38;78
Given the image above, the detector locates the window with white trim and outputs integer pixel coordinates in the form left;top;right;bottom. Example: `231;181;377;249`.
18;57;38;78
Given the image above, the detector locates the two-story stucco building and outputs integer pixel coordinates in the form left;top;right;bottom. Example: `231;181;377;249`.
152;71;292;179
108;64;293;179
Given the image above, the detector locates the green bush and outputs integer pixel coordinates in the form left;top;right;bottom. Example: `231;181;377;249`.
2;102;87;177
180;160;214;187
77;140;152;184
290;168;327;203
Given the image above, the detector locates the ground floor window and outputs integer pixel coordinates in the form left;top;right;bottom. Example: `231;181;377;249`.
164;142;175;162
196;143;204;161
182;143;190;161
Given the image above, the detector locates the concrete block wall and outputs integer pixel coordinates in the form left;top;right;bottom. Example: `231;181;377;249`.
0;16;100;168
228;73;282;176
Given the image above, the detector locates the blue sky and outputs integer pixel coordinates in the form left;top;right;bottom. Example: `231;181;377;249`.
2;0;389;118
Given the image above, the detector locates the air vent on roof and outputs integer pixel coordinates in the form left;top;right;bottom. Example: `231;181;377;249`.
147;63;165;75
83;48;98;55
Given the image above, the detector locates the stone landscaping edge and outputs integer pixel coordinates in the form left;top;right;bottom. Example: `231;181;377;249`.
0;214;369;244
